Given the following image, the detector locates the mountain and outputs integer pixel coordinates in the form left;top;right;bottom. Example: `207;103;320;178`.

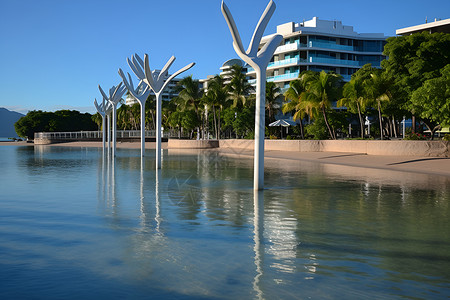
0;108;25;138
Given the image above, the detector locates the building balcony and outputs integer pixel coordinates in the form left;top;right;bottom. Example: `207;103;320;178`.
267;72;300;82
248;72;300;84
269;57;306;68
309;56;361;67
309;56;381;67
308;40;355;51
247;57;307;73
274;41;307;54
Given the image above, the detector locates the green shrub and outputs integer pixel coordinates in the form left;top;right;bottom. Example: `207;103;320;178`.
404;132;427;140
305;118;329;140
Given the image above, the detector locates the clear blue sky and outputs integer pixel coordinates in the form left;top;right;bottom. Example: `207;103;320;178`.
1;0;449;114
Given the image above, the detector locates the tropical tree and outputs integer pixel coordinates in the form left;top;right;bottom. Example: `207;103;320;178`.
337;78;367;138
227;64;253;107
91;112;103;130
410;64;450;138
167;110;182;138
282;78;309;139
15;110;97;140
162;98;177;131
265;81;282;124
382;32;450;132
145;94;156;130
301;70;343;139
174;75;203;138
203;75;229;139
175;76;203;113
364;70;392;139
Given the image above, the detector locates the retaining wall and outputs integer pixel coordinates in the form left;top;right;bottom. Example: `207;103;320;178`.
219;139;450;157
167;139;219;149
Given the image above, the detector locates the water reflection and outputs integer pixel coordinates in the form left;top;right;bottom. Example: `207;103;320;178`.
253;190;264;300
10;146;448;299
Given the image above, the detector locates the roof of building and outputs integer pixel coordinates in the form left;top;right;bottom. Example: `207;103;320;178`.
220;58;244;70
396;18;450;35
272;17;386;40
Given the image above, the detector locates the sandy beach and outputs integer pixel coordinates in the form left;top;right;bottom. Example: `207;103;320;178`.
2;140;450;177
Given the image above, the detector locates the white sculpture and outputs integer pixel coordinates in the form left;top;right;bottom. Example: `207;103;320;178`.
124;53;195;169
94;96;112;154
118;64;151;157
221;0;282;190
99;83;126;157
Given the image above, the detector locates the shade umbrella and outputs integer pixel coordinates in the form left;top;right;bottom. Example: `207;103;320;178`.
268;119;297;139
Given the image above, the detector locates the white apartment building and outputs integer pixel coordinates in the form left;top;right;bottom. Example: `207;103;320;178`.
396;17;450;35
247;17;387;89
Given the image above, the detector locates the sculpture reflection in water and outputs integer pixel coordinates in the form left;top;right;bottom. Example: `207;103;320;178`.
98;147;117;210
253;190;264;300
138;157;162;232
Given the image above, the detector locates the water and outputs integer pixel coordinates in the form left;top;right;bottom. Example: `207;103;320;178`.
0;145;449;299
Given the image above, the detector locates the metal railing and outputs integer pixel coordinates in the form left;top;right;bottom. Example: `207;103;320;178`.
34;130;189;140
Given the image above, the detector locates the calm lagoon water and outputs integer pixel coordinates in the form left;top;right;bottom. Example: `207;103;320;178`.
0;145;449;299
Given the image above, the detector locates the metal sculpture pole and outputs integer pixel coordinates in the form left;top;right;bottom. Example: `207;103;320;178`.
99;83;126;157
105;105;112;157
118;65;150;157
126;53;195;169
221;0;282;190
94;97;112;154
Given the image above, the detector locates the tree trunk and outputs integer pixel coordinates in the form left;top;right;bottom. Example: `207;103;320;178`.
357;103;364;139
392;116;398;138
213;106;217;140
299;121;304;139
377;100;383;140
218;110;221;140
322;106;335;140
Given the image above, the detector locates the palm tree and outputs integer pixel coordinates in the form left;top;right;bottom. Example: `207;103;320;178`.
265;81;282;124
162;98;177;131
337;78;368;138
364;70;391;140
91;113;103;130
130;103;141;130
175;76;203;113
302;70;343;139
282;79;308;139
203;75;229;139
145;94;156;130
227;64;253;108
116;104;130;130
174;75;203;138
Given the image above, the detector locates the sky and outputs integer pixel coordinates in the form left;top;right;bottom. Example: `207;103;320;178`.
1;0;449;115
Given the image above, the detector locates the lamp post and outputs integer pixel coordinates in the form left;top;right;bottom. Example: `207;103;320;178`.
221;0;282;190
126;53;195;169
